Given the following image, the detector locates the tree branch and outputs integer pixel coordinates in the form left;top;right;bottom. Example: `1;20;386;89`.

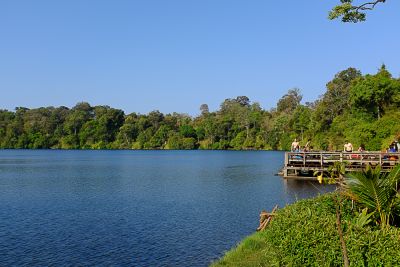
329;0;387;23
355;0;386;11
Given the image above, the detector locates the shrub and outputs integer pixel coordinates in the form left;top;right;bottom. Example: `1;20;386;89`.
212;193;400;266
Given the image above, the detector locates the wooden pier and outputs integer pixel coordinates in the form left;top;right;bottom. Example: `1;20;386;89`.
282;151;400;180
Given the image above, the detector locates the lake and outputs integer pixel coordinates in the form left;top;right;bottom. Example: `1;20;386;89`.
0;150;332;266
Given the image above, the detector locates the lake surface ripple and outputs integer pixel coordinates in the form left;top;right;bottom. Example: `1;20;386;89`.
0;150;332;266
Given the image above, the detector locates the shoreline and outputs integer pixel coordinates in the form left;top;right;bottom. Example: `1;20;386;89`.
211;193;400;266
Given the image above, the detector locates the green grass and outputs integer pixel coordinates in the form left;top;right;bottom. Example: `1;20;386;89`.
212;193;400;267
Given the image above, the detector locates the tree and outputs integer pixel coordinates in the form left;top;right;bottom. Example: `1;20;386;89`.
79;120;99;148
248;103;263;132
329;0;386;23
350;65;400;119
312;68;362;130
325;68;362;117
203;114;218;145
51;106;70;147
135;128;153;149
230;131;246;150
0;110;15;147
199;104;209;116
179;124;196;138
276;88;302;113
97;107;125;143
166;132;183;149
149;125;170;148
147;110;164;129
235;96;250;107
22;107;57;148
271;113;292;150
291;105;312;139
0;63;398;152
219;96;253;139
115;114;139;148
64;102;93;136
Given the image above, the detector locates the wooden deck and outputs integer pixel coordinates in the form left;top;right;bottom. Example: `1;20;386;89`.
282;151;400;180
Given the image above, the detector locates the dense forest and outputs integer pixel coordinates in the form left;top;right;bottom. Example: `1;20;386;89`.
1;65;400;151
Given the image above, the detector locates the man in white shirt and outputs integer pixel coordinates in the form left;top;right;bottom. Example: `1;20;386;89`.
344;141;353;152
291;138;300;151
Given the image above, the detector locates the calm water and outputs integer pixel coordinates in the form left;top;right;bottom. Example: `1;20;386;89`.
0;150;332;266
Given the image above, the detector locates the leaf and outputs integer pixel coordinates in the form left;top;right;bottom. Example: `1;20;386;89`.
355;208;374;228
344;165;399;228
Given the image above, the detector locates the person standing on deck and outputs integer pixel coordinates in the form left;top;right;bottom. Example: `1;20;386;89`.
388;143;397;153
344;141;353;152
291;138;300;152
357;144;365;152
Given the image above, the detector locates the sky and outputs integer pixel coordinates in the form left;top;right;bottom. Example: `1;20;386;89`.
1;1;399;116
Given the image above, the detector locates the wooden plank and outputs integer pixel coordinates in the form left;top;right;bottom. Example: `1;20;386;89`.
282;151;400;180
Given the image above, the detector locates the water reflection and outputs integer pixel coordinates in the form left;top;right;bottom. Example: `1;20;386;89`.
0;150;334;267
283;179;336;203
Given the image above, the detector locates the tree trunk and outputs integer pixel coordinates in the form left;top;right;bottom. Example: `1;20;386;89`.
124;133;129;146
377;106;380;119
336;196;349;267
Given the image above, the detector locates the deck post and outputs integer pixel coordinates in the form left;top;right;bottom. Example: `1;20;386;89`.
284;152;289;178
284;152;289;166
320;152;323;167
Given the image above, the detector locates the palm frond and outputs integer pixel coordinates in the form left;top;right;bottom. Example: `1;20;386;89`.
387;164;400;188
344;165;398;228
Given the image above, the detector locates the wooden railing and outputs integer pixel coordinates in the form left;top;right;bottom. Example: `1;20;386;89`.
283;151;400;178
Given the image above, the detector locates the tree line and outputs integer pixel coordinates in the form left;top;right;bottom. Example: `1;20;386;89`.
1;65;399;151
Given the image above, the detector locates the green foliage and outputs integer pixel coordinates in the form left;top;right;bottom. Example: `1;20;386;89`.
344;165;400;228
166;132;183;149
230;131;246;150
182;137;197;149
179;124;196;138
0;66;399;151
254;134;266;149
292;105;311;134
354;208;373;228
276;88;302;113
213;193;400;267
329;0;386;23
350;66;400;119
329;2;366;23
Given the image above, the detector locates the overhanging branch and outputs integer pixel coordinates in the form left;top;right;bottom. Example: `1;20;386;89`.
355;0;386;11
329;0;387;23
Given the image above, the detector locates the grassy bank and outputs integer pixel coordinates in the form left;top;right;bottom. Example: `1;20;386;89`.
212;193;400;266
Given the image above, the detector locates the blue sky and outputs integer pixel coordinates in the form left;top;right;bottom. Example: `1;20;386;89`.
1;1;399;116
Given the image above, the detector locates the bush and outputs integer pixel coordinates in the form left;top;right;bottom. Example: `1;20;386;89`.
212;193;400;266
